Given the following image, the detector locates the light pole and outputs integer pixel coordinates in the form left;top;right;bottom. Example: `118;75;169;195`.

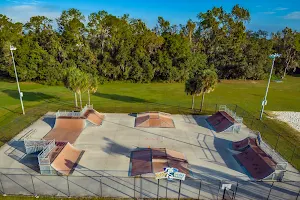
10;45;25;115
259;53;281;120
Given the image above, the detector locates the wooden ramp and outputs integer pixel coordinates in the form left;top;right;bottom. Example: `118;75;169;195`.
82;109;105;126
129;148;189;176
232;137;258;151
135;112;175;128
43;117;85;144
206;111;235;132
233;146;276;180
51;142;83;175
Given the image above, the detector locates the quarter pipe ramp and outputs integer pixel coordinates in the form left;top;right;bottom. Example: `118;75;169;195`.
82;108;105;126
43;117;85;144
51;142;83;175
206;111;235;132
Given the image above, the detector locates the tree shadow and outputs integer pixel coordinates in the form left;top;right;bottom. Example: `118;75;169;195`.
102;137;137;157
2;89;55;101
94;92;149;103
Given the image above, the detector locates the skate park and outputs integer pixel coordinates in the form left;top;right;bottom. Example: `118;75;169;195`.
0;105;299;199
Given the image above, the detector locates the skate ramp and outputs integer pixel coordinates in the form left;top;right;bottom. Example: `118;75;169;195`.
206;111;235;132
43;117;85;144
130;148;189;176
130;149;152;176
51;142;83;175
82;108;105;126
232;137;258;151
233;146;276;180
135;112;175;128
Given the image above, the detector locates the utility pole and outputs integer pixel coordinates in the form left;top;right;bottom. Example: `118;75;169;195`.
259;53;280;120
10;45;25;115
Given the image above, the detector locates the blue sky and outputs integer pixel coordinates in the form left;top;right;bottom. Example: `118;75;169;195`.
0;0;299;33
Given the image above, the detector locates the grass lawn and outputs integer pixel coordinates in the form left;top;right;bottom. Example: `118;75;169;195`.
0;76;300;168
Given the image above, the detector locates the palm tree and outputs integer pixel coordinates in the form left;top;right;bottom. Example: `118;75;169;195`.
87;74;98;105
65;67;82;108
78;72;89;109
198;70;218;112
185;76;201;110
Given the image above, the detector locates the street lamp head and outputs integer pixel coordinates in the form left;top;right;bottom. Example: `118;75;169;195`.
269;53;281;59
10;45;17;51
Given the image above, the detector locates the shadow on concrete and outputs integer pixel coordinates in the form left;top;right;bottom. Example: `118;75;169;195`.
7;140;26;153
2;90;55;102
42;116;56;128
5;140;40;173
128;113;137;117
192;115;211;128
102;137;135;157
213;136;245;174
94;92;149;103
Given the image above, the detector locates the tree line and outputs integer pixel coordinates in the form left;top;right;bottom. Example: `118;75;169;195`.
0;5;299;85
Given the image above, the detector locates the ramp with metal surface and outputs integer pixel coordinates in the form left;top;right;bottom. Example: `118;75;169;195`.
51;142;83;175
43;117;85;144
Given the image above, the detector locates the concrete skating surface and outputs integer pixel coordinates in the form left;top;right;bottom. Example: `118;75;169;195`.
0;113;299;199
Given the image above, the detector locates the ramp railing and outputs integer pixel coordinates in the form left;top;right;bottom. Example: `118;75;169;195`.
24;139;50;154
38;139;55;165
56;110;81;118
80;104;93;116
219;105;243;124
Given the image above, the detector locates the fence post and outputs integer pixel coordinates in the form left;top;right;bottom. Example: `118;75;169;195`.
0;173;5;196
197;180;202;200
222;187;227;200
67;175;70;197
267;182;274;200
134;177;136;199
290;146;296;162
234;104;237;113
215;104;218;113
296;188;300;200
157;179;160;200
166;180;168;198
99;177;102;197
233;181;238;200
217;180;222;200
274;135;280;150
178;180;182;200
30;175;36;197
251;117;255;129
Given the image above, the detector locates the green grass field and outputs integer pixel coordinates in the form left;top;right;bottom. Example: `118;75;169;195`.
0;76;300;169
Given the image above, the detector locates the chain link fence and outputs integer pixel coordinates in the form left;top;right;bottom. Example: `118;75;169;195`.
0;170;299;199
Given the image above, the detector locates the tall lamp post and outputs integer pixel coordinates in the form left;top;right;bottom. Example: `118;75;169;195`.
10;45;25;115
259;53;281;120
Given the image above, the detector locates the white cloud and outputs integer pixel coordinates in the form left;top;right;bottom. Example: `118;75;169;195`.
284;11;300;19
5;0;41;5
262;12;276;15
0;5;61;23
275;7;288;11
